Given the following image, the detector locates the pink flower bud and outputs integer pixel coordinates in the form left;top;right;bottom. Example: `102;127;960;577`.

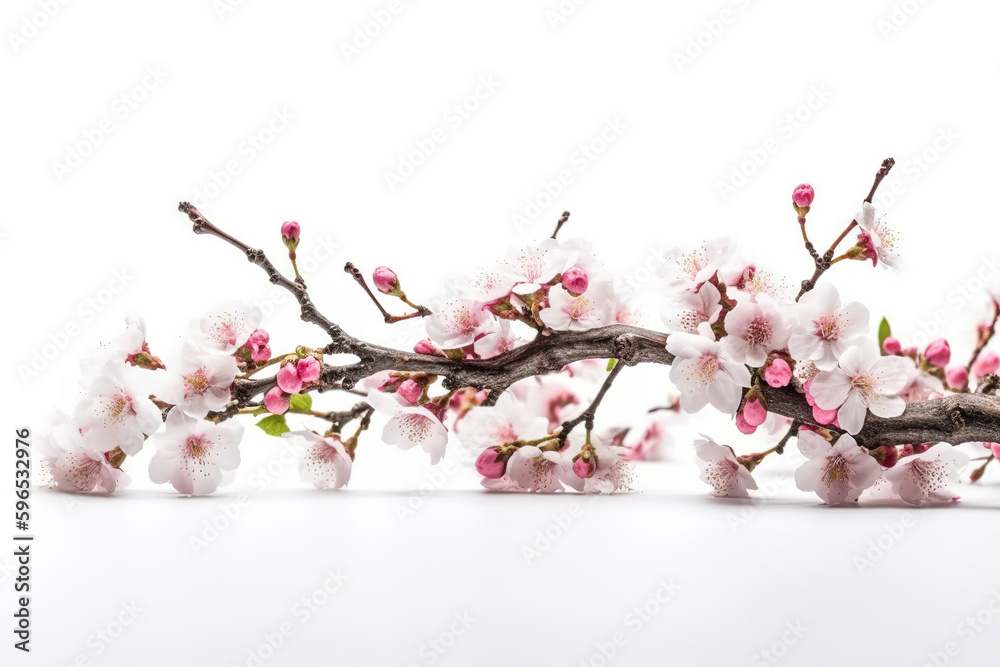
372;266;399;295
763;358;792;388
561;266;589;296
990;443;1000;459
572;452;598;479
742;397;767;427
264;387;289;414
882;336;902;355
972;350;1000;377
414;339;444;357
248;329;270;346
924;339;951;367
397;379;423;404
276;362;303;394
475;446;507;478
251;345;271;363
945;364;968;389
812;404;839;427
792;183;814;208
281;221;300;249
870;445;898;468
296;356;321;384
735;412;757;435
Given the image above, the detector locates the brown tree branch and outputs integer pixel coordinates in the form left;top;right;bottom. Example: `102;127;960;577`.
181;201;1000;452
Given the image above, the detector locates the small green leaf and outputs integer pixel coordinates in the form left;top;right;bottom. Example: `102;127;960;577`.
878;317;892;347
606;358;618;371
256;414;290;437
252;405;269;416
288;393;313;413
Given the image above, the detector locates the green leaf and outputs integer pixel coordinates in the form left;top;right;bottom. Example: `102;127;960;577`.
256;414;290;437
606;358;618;371
252;405;269;416
878;317;892;347
288;393;313;413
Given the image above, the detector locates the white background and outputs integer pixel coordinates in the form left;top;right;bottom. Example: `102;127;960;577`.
3;0;1000;665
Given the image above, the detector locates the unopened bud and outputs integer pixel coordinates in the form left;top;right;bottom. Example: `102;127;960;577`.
373;266;400;295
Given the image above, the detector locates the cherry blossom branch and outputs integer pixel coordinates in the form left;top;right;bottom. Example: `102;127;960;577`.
557;360;625;444
550;211;571;239
343;262;431;324
795;158;895;301
965;299;1000;380
181;201;1000;452
180;204;363;356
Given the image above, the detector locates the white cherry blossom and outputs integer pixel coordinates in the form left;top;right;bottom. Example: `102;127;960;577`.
148;409;243;495
809;343;913;435
787;283;869;370
794;431;881;504
666;323;752;414
694;437;756;497
883;443;969;505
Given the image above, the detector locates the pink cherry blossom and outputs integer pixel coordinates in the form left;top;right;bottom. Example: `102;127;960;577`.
457;392;550;456
286;430;353;490
148;409;243;495
502;239;565;295
794;431;881;504
788;283;869;370
41;419;128;493
74;362;163;455
367;388;448;464
539;281;613;331
694;437;757;497
473;320;518;359
503;446;575;493
660;238;735;290
810;343;913;435
856;201;900;269
661;281;722;334
666;323;752;414
424;299;491;349
724;295;791;367
155;345;238;419
192;302;262;354
883;443;969;505
565;433;635;494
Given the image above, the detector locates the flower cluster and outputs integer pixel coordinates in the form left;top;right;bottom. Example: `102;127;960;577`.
41;168;1000;506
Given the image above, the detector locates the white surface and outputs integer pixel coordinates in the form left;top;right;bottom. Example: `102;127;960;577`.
3;0;1000;665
